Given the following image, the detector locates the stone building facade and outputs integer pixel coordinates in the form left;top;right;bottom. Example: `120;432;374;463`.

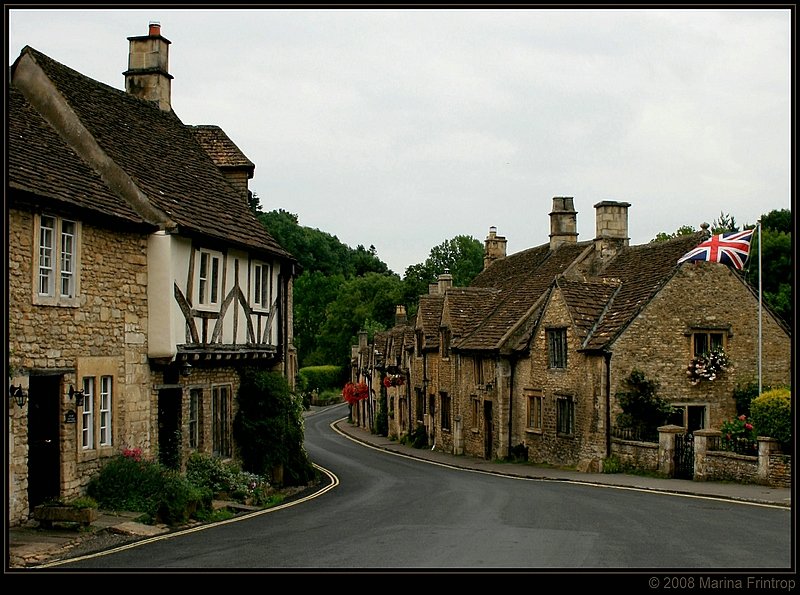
354;197;791;477
8;24;297;526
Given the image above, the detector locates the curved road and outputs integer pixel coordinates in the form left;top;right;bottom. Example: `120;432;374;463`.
55;403;791;572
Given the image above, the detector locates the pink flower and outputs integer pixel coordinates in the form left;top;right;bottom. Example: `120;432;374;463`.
738;415;746;421
745;423;753;431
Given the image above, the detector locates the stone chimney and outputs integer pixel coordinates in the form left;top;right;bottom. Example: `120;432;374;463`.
437;270;453;294
594;200;631;260
124;22;173;112
395;305;407;326
483;226;507;269
549;196;578;250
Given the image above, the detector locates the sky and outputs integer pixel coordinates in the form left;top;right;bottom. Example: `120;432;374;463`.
7;6;793;275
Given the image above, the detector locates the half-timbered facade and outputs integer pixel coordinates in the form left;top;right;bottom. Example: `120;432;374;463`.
8;24;297;525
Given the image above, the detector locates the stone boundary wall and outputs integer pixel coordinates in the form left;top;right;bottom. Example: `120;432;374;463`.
607;426;791;488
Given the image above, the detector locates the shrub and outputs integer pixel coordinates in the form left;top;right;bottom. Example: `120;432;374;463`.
401;423;428;449
87;453;210;526
615;369;673;440
186;452;237;495
750;387;792;449
233;368;316;486
720;414;757;453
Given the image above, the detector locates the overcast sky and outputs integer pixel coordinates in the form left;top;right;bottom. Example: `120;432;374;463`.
7;6;792;275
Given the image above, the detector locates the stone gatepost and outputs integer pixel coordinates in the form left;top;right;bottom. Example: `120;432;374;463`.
758;436;780;485
657;425;685;477
693;429;721;481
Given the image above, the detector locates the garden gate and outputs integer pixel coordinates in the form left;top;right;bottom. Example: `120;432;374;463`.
674;432;694;479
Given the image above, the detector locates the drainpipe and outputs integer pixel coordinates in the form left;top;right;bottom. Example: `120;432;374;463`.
507;356;514;456
604;351;612;458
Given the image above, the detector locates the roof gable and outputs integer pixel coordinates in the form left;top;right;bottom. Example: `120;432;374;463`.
11;46;292;261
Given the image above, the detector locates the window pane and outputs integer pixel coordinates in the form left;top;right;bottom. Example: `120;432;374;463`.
210;256;219;304
199;253;208;303
39;217;55;296
99;375;112;446
60;220;75;297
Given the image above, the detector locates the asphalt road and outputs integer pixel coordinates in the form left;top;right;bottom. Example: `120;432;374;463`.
52;403;792;575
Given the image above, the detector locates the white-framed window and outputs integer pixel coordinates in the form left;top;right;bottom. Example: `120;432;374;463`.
212;384;232;457
81;377;95;450
36;214;80;305
197;249;222;307
189;388;201;449
252;260;272;310
99;375;112;446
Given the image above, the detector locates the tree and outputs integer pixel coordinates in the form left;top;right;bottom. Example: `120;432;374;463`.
744;209;792;327
402;234;484;301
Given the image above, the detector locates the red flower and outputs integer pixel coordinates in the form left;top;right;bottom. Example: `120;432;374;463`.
745;423;753;431
343;382;369;404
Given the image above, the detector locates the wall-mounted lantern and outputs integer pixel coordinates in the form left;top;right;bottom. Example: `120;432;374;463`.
9;384;28;407
69;385;85;407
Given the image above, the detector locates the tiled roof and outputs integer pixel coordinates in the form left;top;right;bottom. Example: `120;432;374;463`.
583;232;705;350
8;86;148;225
557;277;620;344
455;233;707;354
11;46;293;261
443;287;502;342
415;294;445;350
458;241;593;350
188;125;255;173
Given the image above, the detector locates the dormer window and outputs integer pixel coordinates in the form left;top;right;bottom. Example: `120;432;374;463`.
197;249;221;307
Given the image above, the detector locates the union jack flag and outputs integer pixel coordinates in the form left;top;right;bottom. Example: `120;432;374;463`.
677;229;755;270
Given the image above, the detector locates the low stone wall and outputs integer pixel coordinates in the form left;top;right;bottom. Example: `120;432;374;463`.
607;427;791;488
767;453;792;488
610;438;659;471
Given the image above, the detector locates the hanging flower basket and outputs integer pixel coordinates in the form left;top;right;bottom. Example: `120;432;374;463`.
686;347;731;385
343;382;369;404
382;374;404;388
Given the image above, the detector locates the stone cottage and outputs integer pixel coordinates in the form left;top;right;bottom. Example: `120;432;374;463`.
7;23;297;526
356;197;791;473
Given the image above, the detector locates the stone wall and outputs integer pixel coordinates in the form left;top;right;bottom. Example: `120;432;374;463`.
8;209;151;525
610;438;659;471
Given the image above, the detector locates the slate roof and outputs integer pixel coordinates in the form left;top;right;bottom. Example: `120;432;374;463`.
458;241;593;350
8;86;148;225
188;125;255;174
452;232;708;355
415;294;445;350
9;46;293;261
584;232;706;350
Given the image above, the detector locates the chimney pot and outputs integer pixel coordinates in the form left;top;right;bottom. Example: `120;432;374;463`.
149;22;161;36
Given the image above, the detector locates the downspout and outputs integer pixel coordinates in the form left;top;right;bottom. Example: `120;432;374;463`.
507;355;515;456
604;350;612;458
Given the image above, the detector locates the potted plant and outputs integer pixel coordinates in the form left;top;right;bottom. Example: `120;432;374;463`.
34;496;99;528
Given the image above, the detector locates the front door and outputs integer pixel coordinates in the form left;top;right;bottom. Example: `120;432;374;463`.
158;388;182;470
27;375;62;510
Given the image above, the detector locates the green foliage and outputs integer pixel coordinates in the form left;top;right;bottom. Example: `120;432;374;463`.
602;455;623;474
233;368;316;486
720;415;757;453
732;379;761;417
258;209;388;277
401;423;429;449
87;454;209;526
750;388;792;448
186;451;238;495
402;235;484;298
66;496;98;509
298;365;346;396
615;370;674;439
374;391;389;436
743;212;792;327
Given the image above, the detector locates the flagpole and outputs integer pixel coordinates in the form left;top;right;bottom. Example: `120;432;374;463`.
758;220;762;397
